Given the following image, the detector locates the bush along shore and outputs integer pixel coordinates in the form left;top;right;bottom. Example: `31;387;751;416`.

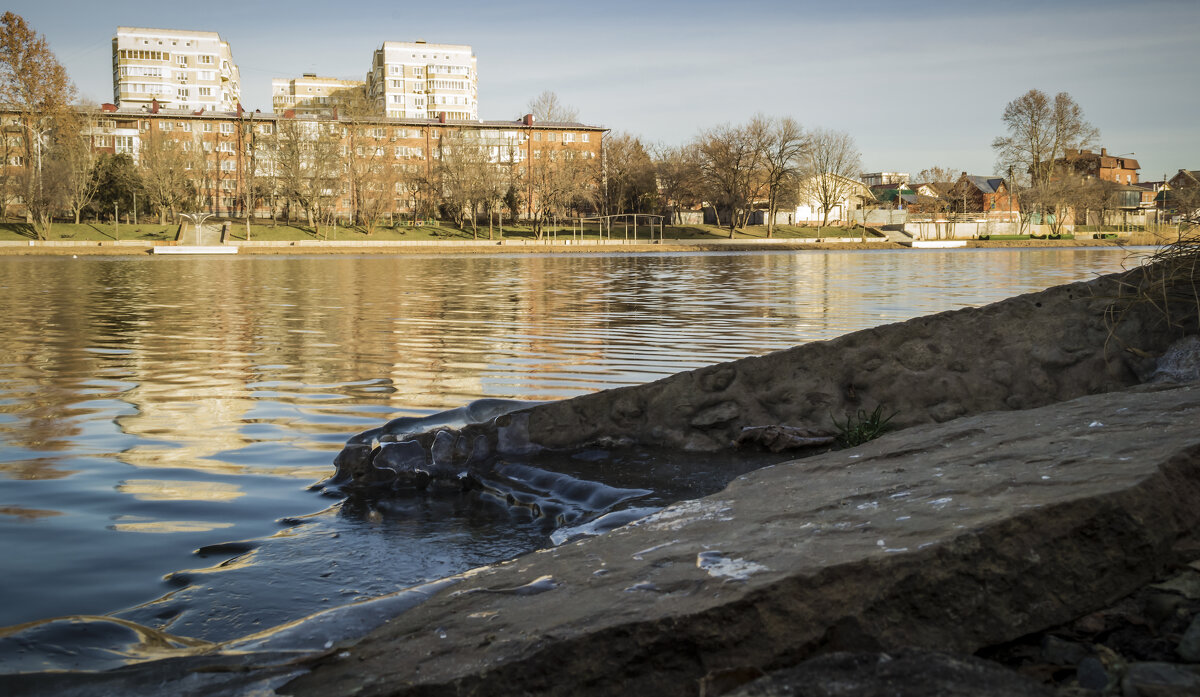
3;239;1199;697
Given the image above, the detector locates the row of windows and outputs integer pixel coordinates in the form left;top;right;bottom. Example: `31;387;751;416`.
95;119;597;151
427;80;468;91
532;131;589;143
118;49;169;61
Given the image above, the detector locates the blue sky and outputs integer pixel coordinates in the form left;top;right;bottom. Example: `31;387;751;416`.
11;0;1200;180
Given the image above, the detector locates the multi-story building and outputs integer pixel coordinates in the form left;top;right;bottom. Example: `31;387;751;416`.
1056;148;1140;185
272;74;366;115
62;104;603;220
112;27;241;112
860;172;909;187
366;40;477;120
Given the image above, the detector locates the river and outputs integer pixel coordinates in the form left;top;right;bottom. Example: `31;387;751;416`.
0;247;1148;671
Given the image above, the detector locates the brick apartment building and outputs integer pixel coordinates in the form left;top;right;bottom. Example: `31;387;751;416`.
4;103;604;221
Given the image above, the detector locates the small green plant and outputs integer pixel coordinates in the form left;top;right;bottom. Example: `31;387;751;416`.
832;404;898;448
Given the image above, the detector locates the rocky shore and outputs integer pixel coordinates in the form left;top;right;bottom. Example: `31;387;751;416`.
4;256;1199;697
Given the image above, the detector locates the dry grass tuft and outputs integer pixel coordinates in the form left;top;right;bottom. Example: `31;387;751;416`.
1107;225;1200;344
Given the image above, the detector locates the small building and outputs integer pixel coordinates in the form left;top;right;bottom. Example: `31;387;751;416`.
861;172;909;187
948;173;1019;216
793;173;874;225
1168;170;1200;190
868;183;917;209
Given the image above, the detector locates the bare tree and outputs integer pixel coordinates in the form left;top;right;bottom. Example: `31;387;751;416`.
694;121;766;236
526;90;578;123
437;130;490;236
139;129;196;223
758;116;808;237
602;133;657;215
652;143;701;225
526;149;597;239
57;109;100;224
915;166;958;184
798;128;863;229
275;117;340;237
0;12;76;237
992;89;1099;189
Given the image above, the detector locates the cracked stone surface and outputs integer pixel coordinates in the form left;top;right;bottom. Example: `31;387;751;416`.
282;381;1200;697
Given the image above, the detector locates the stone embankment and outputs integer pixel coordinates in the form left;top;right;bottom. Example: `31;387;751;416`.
289;381;1200;697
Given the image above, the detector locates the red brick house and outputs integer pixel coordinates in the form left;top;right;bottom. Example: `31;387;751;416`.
1056;148;1140;185
947;173;1019;216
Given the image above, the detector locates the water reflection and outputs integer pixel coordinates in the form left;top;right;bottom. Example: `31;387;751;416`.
115;480;244;502
0;249;1146;641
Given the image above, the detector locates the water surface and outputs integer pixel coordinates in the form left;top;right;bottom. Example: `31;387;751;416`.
0;248;1147;668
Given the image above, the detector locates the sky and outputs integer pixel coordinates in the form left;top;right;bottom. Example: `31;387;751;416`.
9;0;1200;181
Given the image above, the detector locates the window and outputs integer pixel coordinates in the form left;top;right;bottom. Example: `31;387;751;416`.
203;122;213;132
199;70;215;81
220;160;236;171
580;133;589;143
177;88;188;99
533;132;541;141
546;132;556;142
259;124;273;134
115;136;135;154
218;141;234;152
181;121;191;132
220;123;234;134
93;135;112;147
177;55;187;66
562;132;575;143
199;55;213;65
199;87;212;97
221;175;236;186
98;119;116;130
159;120;173;130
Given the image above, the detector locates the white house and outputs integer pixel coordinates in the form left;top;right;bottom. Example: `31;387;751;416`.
793;173;875;225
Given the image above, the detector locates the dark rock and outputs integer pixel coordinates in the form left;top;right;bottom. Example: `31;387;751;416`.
725;650;1054;697
1076;656;1112;691
1121;662;1200;697
1177;616;1200;662
1042;635;1090;666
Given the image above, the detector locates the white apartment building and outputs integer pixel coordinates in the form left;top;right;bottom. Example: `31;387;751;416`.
272;74;365;115
366;40;477;120
112;27;241;112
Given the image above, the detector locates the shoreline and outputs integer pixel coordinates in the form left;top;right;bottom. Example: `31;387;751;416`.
0;237;1130;256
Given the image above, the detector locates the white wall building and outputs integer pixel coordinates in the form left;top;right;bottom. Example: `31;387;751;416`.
112;27;241;112
366;40;477;120
795;173;875;224
272;74;365;115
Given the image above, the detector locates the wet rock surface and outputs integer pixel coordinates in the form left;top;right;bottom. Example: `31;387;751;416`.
275;381;1200;697
326;264;1193;496
725;650;1056;697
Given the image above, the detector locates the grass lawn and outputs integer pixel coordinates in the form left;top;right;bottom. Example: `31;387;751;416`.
0;221;179;241
2;219;868;244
